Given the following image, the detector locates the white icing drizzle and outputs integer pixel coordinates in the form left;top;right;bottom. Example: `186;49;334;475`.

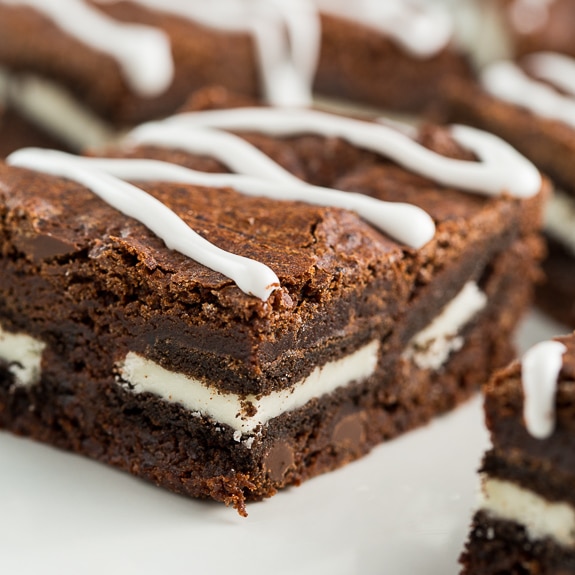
271;0;321;89
0;0;174;98
165;107;541;198
127;122;302;185
482;58;575;129
314;0;453;58
125;121;437;247
95;0;320;107
9;149;435;248
521;340;567;439
5;144;437;299
6;148;280;301
526;52;575;97
126;121;437;247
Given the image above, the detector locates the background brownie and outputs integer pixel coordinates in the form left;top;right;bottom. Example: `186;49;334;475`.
0;0;472;151
446;50;575;326
312;5;473;114
461;334;575;574
498;0;575;58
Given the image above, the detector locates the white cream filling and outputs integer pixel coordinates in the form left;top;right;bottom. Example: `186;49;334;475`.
0;324;45;387
118;281;487;433
545;189;575;256
404;281;487;370
118;340;380;436
481;476;575;548
7;74;119;150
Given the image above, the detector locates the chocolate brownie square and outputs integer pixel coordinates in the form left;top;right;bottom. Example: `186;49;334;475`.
0;99;547;514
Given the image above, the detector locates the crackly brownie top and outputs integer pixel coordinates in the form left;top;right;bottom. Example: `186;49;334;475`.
2;91;544;328
0;159;405;311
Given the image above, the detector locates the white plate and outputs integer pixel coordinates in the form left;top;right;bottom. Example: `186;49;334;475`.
0;309;568;575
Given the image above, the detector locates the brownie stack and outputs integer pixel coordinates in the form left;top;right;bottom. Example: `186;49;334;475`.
0;91;547;513
461;333;575;574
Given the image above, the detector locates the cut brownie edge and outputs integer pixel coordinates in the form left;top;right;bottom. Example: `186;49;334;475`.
0;228;536;515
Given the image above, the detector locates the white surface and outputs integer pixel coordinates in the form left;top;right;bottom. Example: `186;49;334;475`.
0;309;569;575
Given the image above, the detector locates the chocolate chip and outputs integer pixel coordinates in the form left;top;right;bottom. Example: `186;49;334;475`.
263;441;294;482
17;234;76;261
332;412;365;451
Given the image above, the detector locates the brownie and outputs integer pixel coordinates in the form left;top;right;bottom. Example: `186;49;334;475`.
0;105;73;158
446;51;575;327
461;333;575;574
497;0;575;59
0;99;547;515
0;1;472;150
312;4;473;114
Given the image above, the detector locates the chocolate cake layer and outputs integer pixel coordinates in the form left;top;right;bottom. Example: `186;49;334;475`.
313;10;472;113
461;511;575;575
536;236;575;326
2;0;265;124
0;101;547;513
0;163;408;395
